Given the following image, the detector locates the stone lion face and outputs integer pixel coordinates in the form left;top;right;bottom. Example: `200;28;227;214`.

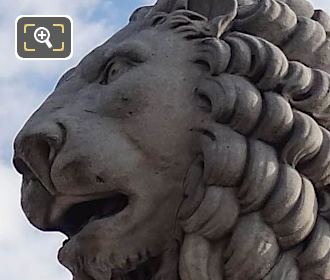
13;23;206;279
14;0;330;280
14;0;330;279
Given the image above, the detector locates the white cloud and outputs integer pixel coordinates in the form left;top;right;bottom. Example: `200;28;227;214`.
0;82;44;159
312;0;330;10
0;1;123;280
0;160;69;279
143;0;157;4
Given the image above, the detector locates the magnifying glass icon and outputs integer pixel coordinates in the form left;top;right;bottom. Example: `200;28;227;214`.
34;27;53;49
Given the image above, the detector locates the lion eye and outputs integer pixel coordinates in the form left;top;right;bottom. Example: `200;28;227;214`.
100;60;132;85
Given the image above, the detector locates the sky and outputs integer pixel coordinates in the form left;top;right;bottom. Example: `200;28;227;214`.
0;0;329;279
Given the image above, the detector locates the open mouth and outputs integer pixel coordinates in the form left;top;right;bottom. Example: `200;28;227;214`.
14;155;129;238
57;192;129;237
14;157;163;279
58;194;164;280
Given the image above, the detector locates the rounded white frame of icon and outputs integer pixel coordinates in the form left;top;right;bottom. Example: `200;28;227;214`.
15;15;73;61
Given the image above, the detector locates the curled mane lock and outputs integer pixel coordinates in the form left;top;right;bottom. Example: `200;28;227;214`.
128;0;330;279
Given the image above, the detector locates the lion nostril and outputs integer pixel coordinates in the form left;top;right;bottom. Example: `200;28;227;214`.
13;122;66;193
13;136;54;191
13;157;33;178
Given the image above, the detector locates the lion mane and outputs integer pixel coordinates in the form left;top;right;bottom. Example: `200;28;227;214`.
129;0;330;279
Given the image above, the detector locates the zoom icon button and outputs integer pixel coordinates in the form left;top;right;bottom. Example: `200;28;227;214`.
34;27;53;48
16;15;72;60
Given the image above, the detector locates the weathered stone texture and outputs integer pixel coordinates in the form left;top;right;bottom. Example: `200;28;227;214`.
13;0;330;279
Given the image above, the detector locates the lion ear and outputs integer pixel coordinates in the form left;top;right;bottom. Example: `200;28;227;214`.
151;0;188;13
152;0;238;37
150;0;237;37
187;0;238;37
129;6;154;22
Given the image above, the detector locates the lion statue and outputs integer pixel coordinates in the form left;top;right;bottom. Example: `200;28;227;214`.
13;0;330;279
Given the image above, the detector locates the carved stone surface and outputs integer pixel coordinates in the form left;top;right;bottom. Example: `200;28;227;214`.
13;0;330;279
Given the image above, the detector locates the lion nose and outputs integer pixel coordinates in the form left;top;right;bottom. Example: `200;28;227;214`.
13;120;65;194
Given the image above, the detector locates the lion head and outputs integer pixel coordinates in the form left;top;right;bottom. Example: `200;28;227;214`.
13;0;330;279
